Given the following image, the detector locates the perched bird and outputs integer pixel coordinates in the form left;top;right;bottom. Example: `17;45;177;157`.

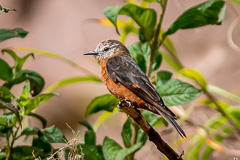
84;39;186;137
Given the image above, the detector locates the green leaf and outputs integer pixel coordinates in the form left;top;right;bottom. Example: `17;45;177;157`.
104;3;157;39
85;94;119;117
0;5;16;14
11;145;46;159
0;113;16;130
80;120;96;145
24;93;56;114
7;70;45;96
208;84;240;103
21;81;31;99
40;125;66;143
28;112;47;128
161;51;183;71
17;53;34;72
0;117;6;125
103;137;142;160
127;42;147;73
0;59;13;81
121;119;132;148
164;0;226;36
156;79;203;106
0;86;12;102
156;70;172;86
0;28;28;42
2;49;34;72
0;99;21;124
65;144;104;160
180;68;207;90
151;51;162;72
45;76;101;93
32;137;52;152
21;127;40;136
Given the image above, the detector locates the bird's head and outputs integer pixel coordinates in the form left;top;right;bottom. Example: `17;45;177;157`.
84;39;128;60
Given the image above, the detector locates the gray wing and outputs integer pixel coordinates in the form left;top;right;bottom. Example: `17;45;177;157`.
106;54;162;106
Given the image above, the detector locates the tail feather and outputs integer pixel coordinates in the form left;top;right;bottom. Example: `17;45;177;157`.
156;107;186;138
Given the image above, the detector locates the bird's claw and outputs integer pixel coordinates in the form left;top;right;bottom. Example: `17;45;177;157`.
117;99;131;110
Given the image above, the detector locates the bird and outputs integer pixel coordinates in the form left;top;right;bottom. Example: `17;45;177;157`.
84;39;186;138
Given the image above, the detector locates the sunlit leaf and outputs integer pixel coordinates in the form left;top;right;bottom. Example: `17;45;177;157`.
0;28;28;42
208;84;240;103
24;93;57;114
164;0;226;36
161;51;183;71
44;76;101;93
0;99;21;124
156;79;203;106
93;108;118;131
85;94;119;117
180;68;207;90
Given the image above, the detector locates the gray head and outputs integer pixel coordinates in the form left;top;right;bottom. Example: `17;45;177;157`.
84;39;128;60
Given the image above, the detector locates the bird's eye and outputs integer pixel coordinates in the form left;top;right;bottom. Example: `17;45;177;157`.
103;47;110;51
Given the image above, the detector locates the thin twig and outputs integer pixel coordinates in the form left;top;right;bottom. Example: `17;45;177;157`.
119;101;183;160
147;0;168;77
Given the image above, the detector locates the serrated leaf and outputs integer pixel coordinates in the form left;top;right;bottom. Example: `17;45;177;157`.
85;94;119;117
180;68;207;90
44;76;101;93
21;126;40;136
0;59;13;81
24;93;56;114
164;0;226;36
121;119;132;148
103;137;142;160
0;99;21;124
0;28;28;42
156;79;202;106
28;112;47;128
40;125;66;143
104;3;157;39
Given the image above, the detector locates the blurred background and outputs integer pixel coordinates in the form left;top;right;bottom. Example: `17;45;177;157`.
0;0;240;159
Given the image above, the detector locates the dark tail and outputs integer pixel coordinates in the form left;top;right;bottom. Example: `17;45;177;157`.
155;106;186;138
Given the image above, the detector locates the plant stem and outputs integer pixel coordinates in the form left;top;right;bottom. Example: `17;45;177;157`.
147;0;168;77
128;123;139;160
6;125;20;160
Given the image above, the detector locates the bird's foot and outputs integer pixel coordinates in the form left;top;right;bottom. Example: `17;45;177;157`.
117;99;132;110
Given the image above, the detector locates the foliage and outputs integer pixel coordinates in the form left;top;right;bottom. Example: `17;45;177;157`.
0;27;66;159
1;0;240;159
73;0;240;160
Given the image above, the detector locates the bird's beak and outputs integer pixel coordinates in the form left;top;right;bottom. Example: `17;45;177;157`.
84;51;98;56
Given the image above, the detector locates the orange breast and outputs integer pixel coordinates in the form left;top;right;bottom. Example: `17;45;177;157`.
99;58;145;107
